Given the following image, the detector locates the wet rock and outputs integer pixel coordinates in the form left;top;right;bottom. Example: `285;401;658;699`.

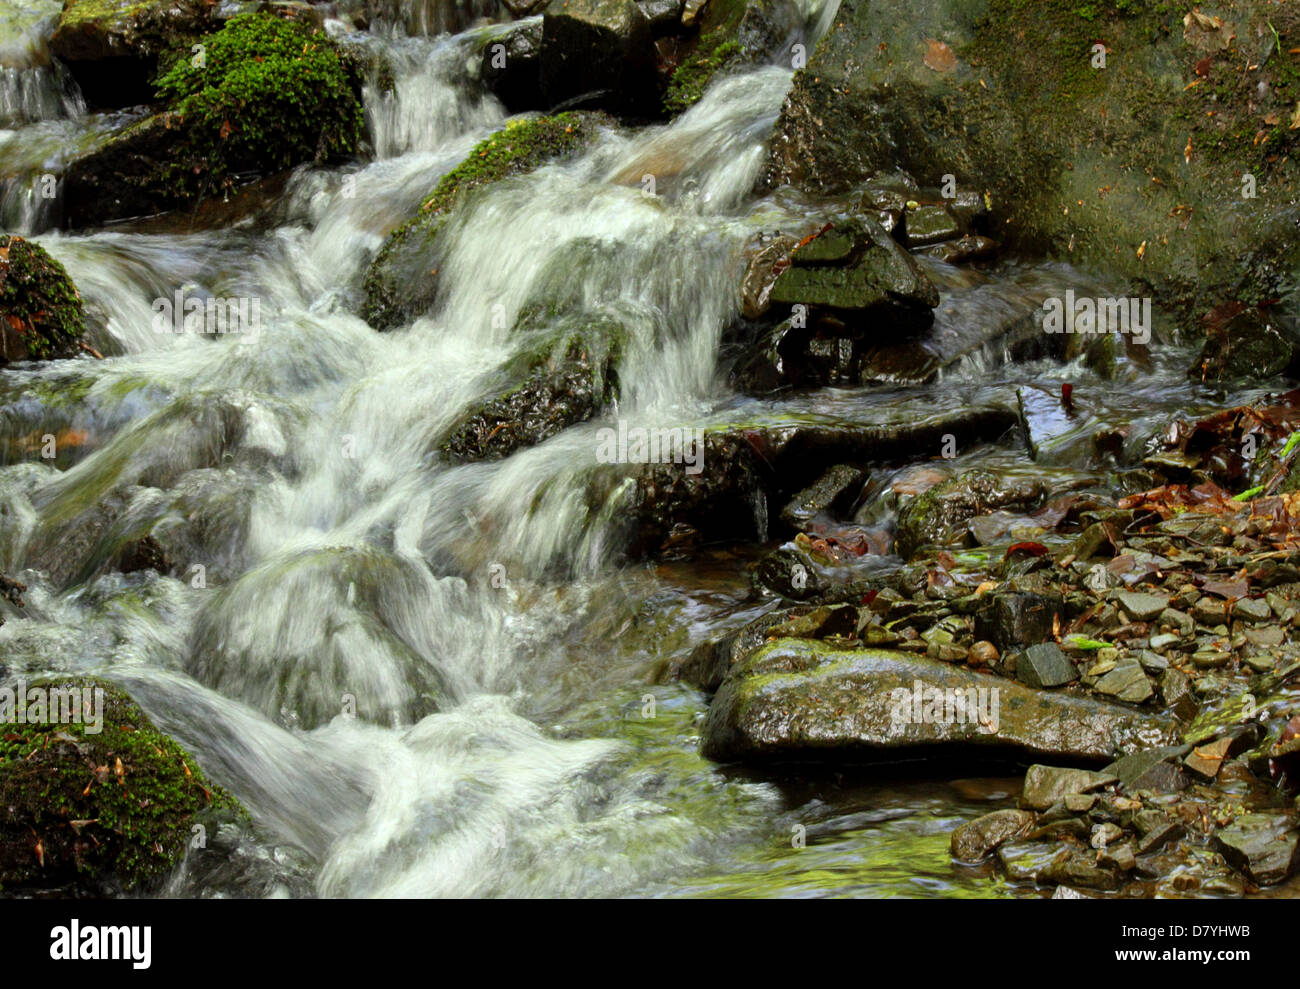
1158;607;1193;637
637;0;684;35
1105;745;1190;794
701;640;1173;764
903;204;960;247
1097;841;1136;872
1020;765;1117;812
480;19;544;113
1232;597;1271;624
0;236;85;364
1136;819;1185;855
1213;814;1299;886
997;840;1066;883
779;464;865;531
1183;735;1235;781
0;677;243;894
1192;597;1227;626
1114;590;1170;623
1190;303;1296;383
916;234;998;264
1014;642;1078;690
441;333;617;463
950;808;1034;862
1051;885;1090;899
540;0;657;113
769;217;939;330
676;606;822;692
740;234;798;320
895;469;1044;559
975;591;1064;654
1093;657;1153;704
967;640;998;668
623;432;765;556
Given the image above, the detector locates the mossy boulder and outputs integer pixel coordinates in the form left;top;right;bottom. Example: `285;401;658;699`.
0;236;85;364
361;112;606;330
49;0;217;106
0;677;242;894
762;0;1300;326
662;0;797;114
62;12;364;226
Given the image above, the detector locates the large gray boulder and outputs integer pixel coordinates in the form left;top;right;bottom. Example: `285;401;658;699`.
701;639;1175;764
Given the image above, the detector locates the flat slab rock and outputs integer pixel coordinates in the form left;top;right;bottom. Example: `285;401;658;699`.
1213;814;1300;887
701;640;1175;764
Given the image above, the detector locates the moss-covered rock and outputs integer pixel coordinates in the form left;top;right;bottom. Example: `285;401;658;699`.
49;0;217;106
663;32;743;114
361;112;606;330
0;676;242;894
663;0;799;114
762;0;1300;326
0;236;85;364
62;12;363;226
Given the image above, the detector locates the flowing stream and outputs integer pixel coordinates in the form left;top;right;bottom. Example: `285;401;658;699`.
0;1;1282;898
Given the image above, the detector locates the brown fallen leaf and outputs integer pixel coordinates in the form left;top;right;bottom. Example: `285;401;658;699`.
1291;102;1300;130
923;38;957;73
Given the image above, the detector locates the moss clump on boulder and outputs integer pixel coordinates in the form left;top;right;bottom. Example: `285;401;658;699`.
663;34;743;114
62;11;363;225
362;112;606;330
153;12;363;192
0;677;243;894
0;236;85;364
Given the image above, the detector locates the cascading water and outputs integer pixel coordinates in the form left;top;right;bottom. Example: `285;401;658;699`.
0;2;1267;899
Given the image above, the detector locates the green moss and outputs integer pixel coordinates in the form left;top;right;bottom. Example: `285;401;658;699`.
0;236;85;362
151;12;362;200
664;35;743;115
0;677;243;893
362;113;601;329
57;0;155;31
420;113;593;216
